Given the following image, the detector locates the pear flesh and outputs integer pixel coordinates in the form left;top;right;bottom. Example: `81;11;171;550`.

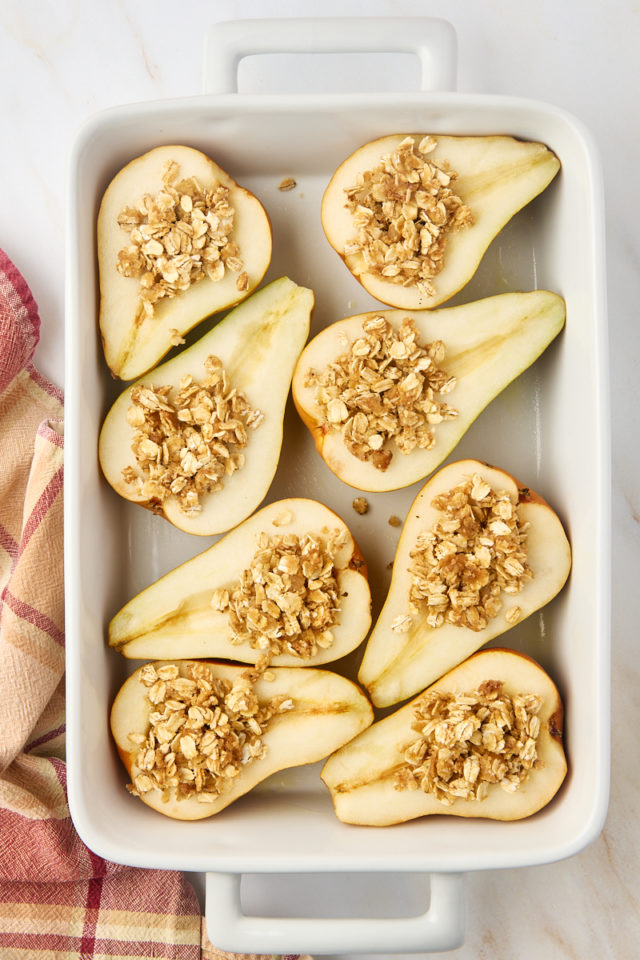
322;648;566;825
112;660;374;820
98;144;273;380
358;459;571;707
322;134;560;310
109;497;372;666
292;291;565;492
98;277;313;537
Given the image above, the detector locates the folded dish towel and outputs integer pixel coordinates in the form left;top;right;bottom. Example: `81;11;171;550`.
0;249;305;960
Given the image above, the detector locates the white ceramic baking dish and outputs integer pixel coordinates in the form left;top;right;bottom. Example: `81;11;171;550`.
64;17;610;955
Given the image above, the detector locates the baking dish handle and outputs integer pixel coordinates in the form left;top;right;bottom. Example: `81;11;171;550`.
204;17;457;95
204;870;464;955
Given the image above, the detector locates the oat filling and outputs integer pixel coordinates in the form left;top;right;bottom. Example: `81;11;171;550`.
211;529;346;659
305;315;458;472
394;680;543;804
116;159;248;318
127;529;347;805
127;661;293;803
392;475;532;634
122;355;263;515
343;136;473;296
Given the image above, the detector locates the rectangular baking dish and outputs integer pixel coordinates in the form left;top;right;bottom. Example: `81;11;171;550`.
64;18;610;955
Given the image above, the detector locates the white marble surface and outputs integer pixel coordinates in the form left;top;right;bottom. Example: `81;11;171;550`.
1;0;638;957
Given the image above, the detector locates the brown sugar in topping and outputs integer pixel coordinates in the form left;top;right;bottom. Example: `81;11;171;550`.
305;315;457;472
398;474;533;633
127;661;293;803
116;159;247;317
121;355;263;515
343;136;474;296
394;680;544;804
211;529;347;660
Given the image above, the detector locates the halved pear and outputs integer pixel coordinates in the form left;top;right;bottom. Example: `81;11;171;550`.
109;497;371;666
98;144;272;379
358;460;571;707
112;659;374;820
98;277;313;536
322;134;560;309
322;648;566;825
292;291;565;492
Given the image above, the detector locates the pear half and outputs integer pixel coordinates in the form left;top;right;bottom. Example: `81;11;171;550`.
112;660;374;820
358;460;571;707
109;497;372;666
99;277;313;536
292;291;565;492
322;648;566;825
98;144;272;380
322;134;560;310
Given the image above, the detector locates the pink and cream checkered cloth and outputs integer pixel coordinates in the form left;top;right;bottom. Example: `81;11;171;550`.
0;249;304;960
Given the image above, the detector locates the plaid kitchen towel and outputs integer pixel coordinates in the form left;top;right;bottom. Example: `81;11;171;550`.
0;249;305;960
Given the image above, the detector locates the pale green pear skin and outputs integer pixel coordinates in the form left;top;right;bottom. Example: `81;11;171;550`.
322;648;567;825
111;660;374;820
322;134;560;309
292;290;565;492
98;278;314;536
98;144;273;380
108;497;372;667
358;460;572;708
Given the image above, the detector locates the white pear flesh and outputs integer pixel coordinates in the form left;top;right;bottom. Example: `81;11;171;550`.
112;660;374;820
98;277;313;536
98;144;273;380
292;291;565;492
358;460;571;707
109;497;371;666
322;648;566;825
322;134;560;310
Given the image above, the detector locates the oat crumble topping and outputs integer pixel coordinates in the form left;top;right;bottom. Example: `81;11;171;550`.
344;136;473;296
395;474;532;633
116;159;248;317
127;661;293;803
394;680;543;804
352;497;369;515
211;529;347;659
305;315;458;472
122;355;263;515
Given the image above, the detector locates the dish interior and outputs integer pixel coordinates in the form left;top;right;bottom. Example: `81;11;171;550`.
66;93;608;873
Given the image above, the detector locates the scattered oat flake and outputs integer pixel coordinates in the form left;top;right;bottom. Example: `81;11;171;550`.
391;614;413;633
388;515;402;527
505;605;522;625
272;510;294;527
352;497;369;515
169;328;186;346
278;177;297;191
